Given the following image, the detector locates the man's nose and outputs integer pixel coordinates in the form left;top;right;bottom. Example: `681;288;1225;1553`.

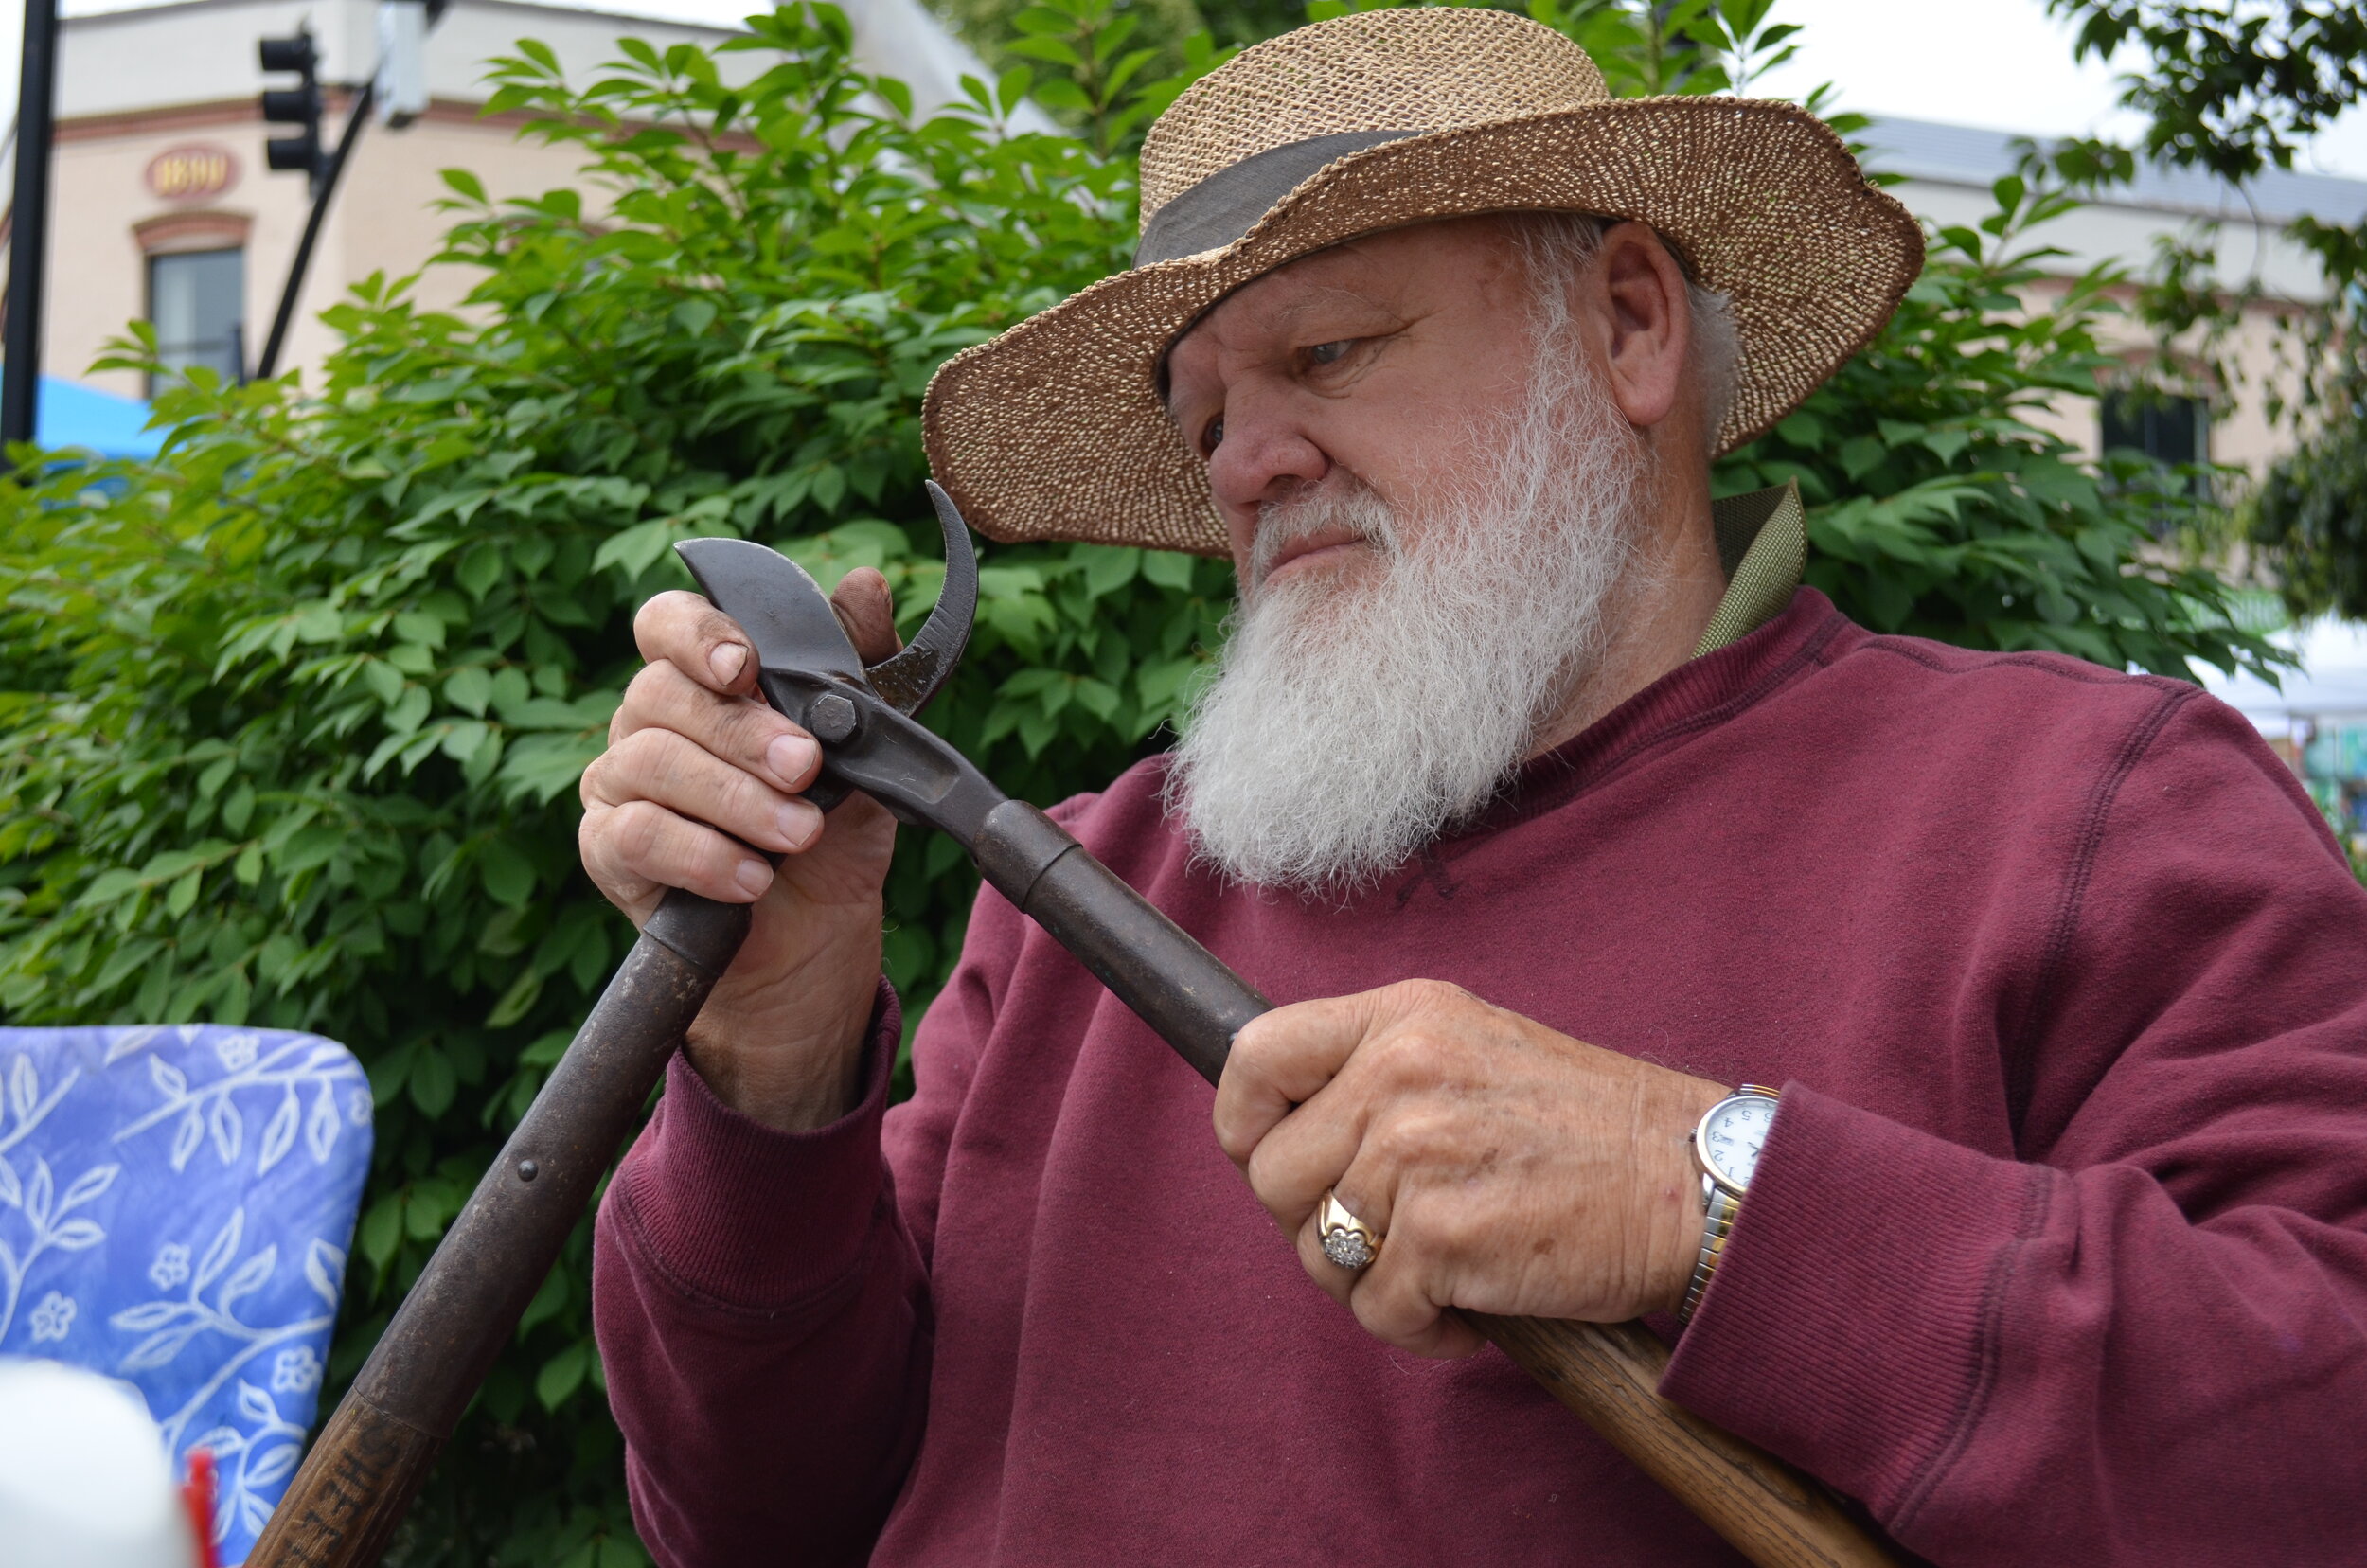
1205;392;1330;518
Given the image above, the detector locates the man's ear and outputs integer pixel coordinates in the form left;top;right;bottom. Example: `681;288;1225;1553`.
1588;222;1693;435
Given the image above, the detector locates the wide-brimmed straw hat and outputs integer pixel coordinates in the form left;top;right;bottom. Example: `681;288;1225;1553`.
920;7;1923;558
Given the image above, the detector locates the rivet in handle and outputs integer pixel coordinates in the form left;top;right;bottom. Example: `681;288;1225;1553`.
807;693;859;745
517;1159;539;1182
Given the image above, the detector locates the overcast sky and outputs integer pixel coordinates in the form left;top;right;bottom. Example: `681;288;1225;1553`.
1750;0;2367;179
2;0;2363;177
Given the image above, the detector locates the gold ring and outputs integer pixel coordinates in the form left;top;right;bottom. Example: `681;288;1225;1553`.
1317;1189;1382;1271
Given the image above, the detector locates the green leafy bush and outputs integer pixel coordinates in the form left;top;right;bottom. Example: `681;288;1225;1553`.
0;1;2274;1560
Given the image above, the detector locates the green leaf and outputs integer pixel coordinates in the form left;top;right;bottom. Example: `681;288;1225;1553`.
518;1264;572;1335
409;1045;457;1118
1141;550;1197;590
166;867;204;918
487;966;544;1028
479;839;538;907
592;519;679;579
445;668;493;717
520;1029;573;1067
1077;545;1140;598
536;1341;590;1411
457;544;504;600
393;610;448;650
358;1195;403;1271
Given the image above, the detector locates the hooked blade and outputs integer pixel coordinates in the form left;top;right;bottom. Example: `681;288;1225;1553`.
863;481;978;717
674;537;867;689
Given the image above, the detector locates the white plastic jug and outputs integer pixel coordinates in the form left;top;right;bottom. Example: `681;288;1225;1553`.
0;1358;202;1568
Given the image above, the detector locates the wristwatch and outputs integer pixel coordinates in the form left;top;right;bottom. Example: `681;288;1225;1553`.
1677;1084;1781;1326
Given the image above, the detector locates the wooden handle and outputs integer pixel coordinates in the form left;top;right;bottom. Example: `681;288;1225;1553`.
1468;1313;1895;1568
247;891;752;1568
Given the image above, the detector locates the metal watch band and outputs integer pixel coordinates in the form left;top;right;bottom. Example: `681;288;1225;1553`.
1677;1179;1741;1325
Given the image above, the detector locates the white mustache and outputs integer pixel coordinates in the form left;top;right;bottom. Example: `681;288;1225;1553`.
1248;486;1393;589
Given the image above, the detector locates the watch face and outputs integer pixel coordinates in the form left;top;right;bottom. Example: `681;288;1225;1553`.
1701;1096;1777;1189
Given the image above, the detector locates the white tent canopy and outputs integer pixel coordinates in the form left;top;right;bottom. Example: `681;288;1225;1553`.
2196;620;2367;740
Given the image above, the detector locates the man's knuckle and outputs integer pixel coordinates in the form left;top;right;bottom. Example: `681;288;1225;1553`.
610;800;670;865
1397;978;1463;1011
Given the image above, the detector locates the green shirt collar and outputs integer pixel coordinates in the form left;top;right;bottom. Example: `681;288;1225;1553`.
1693;481;1806;657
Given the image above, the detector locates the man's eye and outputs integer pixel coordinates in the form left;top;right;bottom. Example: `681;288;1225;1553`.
1307;340;1354;366
1201;417;1224;454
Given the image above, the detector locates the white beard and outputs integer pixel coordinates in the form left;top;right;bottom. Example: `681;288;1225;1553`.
1163;344;1651;898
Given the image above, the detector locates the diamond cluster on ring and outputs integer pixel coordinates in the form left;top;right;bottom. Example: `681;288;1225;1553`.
1322;1226;1375;1270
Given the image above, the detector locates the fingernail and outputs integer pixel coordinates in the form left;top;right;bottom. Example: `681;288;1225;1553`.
768;733;819;785
734;858;771;897
708;643;748;685
778;800;823;849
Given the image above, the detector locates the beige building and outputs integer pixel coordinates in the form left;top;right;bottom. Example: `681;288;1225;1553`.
11;0;993;402
1861;115;2367;474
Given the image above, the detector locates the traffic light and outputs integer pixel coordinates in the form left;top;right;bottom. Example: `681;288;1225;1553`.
258;31;325;187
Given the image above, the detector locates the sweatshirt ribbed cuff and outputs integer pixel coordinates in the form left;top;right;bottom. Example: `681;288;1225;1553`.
1660;1082;2056;1520
606;977;903;1311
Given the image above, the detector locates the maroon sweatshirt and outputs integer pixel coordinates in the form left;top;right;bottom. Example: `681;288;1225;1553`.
594;589;2367;1566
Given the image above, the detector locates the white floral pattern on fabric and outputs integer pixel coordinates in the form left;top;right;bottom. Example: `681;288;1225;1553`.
0;1026;372;1566
28;1288;75;1341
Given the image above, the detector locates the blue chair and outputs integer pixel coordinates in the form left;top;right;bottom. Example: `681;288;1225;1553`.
0;1025;373;1566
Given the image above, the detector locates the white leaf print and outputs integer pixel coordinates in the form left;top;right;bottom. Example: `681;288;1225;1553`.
306;1082;340;1163
257;1090;300;1175
246;1444;301;1488
9;1054;36;1121
26;1157;52;1228
304;1238;346;1310
49;1219;105;1251
195;1209;243;1292
59;1163;119;1214
103;1024;167;1064
149;1055;188;1099
217;1245;277;1315
109;1300;185;1332
169;1104;204;1171
0;1154;19;1209
208;1096;241;1165
120;1323;204;1372
235;1381;277;1427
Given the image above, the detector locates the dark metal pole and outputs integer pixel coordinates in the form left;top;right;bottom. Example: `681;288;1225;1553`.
2;0;62;451
256;79;374;381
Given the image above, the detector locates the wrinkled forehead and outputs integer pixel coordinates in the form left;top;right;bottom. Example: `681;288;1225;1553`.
1160;217;1535;401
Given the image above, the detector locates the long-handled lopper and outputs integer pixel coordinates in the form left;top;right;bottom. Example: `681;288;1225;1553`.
249;488;1896;1568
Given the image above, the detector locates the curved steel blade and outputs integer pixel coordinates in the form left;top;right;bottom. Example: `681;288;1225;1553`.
674;537;866;688
863;481;978;717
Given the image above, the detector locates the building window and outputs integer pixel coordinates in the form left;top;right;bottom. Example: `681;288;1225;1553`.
147;247;245;391
2100;390;2208;468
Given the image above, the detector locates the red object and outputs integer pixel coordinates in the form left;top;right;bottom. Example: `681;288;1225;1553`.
180;1449;218;1568
594;588;2367;1566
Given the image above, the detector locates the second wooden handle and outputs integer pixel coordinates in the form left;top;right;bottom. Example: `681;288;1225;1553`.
1468;1312;1895;1568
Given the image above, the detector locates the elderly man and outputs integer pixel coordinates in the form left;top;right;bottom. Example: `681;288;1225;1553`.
578;10;2367;1566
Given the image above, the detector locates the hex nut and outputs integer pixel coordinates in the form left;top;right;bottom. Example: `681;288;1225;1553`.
808;693;860;745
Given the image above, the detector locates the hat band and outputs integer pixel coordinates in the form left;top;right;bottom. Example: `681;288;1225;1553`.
1134;128;1424;267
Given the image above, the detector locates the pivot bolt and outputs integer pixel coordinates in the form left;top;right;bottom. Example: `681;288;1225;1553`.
516;1159;539;1183
808;693;860;745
